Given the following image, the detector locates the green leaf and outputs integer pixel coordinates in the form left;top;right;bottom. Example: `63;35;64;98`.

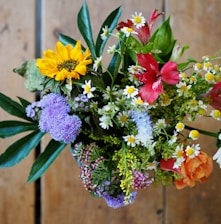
59;33;77;46
77;2;96;57
27;140;66;182
0;131;44;168
18;97;31;108
150;17;175;57
95;6;122;56
0;121;38;138
0;92;31;121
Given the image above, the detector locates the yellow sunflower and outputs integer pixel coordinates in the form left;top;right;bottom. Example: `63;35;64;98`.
36;40;92;81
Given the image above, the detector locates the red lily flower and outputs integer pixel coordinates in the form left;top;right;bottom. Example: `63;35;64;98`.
202;82;221;111
160;158;181;173
116;9;162;45
135;53;179;103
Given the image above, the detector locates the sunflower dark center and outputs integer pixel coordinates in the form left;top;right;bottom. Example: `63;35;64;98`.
57;59;78;72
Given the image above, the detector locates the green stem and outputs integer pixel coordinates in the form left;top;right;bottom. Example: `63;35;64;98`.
185;125;218;138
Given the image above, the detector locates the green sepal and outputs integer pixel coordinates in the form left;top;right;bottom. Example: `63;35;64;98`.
0;131;45;168
95;6;122;56
27;139;66;182
77;2;96;57
0;92;31;121
0;121;38;138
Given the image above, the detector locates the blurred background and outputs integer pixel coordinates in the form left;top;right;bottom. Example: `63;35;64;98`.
0;0;221;223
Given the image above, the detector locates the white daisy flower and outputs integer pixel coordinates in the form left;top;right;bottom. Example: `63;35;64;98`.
131;12;146;28
107;44;116;54
147;161;158;171
82;80;96;98
193;63;203;72
121;26;138;37
168;132;178;146
116;111;129;127
123;85;138;98
128;65;146;75
93;56;102;71
176;81;191;96
185;144;200;158
123;135;139;147
100;25;109;40
99;115;113;130
211;110;221;120
189;130;200;140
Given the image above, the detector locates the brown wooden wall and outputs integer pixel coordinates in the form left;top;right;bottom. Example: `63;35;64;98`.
1;0;221;223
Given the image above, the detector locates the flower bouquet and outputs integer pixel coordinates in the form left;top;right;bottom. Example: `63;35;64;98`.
0;2;221;208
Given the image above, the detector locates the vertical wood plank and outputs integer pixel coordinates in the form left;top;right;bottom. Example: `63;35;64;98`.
165;0;221;223
0;0;36;223
41;1;164;224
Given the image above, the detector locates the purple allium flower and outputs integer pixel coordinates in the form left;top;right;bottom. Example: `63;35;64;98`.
103;192;137;208
130;110;153;145
132;170;154;189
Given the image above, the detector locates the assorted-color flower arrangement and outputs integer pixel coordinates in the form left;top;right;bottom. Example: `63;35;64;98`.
1;2;221;208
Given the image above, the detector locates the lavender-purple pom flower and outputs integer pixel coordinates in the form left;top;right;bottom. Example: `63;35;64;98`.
103;192;137;208
27;93;82;144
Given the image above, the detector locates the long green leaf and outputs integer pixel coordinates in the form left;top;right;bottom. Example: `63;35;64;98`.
59;33;86;51
0;120;38;138
0;131;44;167
95;6;122;56
0;92;31;121
59;33;76;46
77;2;96;57
27;140;66;182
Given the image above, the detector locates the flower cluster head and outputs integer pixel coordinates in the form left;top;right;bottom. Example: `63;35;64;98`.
26;93;82;144
4;2;221;209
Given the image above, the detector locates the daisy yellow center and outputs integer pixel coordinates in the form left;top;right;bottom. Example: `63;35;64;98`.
195;63;203;70
127;87;135;94
126;27;133;33
176;122;184;130
204;62;211;69
176;150;183;158
57;59;78;72
190;130;199;139
198;108;206;115
181;72;187;80
84;85;91;93
180;85;187;91
186;147;194;156
136;99;143;104
205;72;214;81
128;137;135;143
120;115;127;123
134;16;142;24
213;110;221;118
163;97;171;105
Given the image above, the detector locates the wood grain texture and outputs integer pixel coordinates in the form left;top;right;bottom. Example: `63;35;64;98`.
0;0;36;223
165;0;221;223
41;1;163;224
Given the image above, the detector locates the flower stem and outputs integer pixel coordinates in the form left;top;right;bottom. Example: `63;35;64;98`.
185;125;218;138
